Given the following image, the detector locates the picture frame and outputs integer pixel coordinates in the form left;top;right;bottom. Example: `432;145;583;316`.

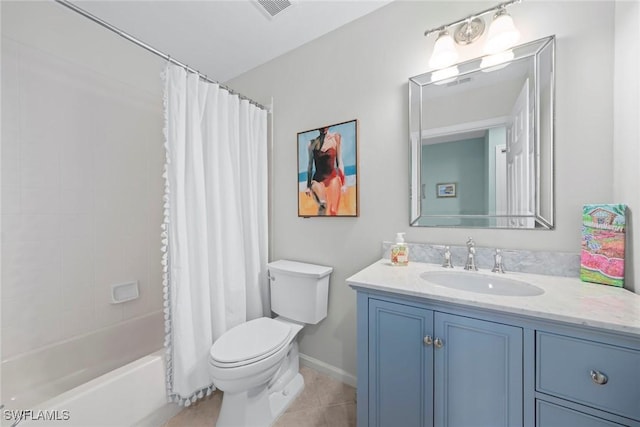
297;119;359;217
436;182;457;198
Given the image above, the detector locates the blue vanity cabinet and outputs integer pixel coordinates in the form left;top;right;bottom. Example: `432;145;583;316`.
362;295;523;427
350;261;640;427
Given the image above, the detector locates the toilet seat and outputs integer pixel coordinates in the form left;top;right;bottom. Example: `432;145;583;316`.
210;317;292;368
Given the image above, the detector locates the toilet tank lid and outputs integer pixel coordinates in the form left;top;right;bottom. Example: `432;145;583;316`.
268;260;333;278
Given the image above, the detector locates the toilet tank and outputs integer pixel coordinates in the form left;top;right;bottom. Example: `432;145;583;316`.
268;260;332;324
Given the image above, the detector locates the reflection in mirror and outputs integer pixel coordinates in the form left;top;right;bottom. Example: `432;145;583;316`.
410;36;555;229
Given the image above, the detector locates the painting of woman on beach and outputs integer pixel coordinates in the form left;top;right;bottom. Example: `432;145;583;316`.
297;120;358;217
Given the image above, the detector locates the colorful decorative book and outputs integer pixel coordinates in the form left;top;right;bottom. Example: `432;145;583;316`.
580;204;626;287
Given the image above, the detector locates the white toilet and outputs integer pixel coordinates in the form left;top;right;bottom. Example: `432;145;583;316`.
208;260;332;427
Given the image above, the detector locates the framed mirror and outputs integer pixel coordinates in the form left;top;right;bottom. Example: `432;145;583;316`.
410;36;555;229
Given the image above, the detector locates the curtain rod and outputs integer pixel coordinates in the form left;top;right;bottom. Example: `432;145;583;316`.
54;0;268;111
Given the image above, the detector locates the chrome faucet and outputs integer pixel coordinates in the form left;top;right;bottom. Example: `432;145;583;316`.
464;237;478;271
442;246;454;268
492;249;506;273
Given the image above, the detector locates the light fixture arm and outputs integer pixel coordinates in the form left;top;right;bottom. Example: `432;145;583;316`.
423;0;521;37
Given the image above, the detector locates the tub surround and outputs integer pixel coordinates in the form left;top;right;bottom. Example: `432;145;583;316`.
2;1;166;409
349;258;640;337
382;241;581;278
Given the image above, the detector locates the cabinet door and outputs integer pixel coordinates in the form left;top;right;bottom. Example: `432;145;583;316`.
434;312;523;427
368;299;433;427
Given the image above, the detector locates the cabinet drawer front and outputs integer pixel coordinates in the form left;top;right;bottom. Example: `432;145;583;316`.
536;400;627;427
537;332;640;420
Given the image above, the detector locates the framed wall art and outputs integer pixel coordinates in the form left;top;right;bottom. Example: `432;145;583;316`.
297;119;359;217
436;182;457;198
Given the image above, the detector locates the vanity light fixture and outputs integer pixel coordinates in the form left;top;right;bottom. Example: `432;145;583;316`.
425;0;521;71
484;7;520;54
454;18;485;45
428;30;459;69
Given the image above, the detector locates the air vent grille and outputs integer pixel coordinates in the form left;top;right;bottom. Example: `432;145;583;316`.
257;0;292;17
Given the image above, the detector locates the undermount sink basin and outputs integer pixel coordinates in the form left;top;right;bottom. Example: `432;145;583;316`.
420;270;544;297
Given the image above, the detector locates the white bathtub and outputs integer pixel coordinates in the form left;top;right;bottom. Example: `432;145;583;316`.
6;350;180;427
2;312;179;426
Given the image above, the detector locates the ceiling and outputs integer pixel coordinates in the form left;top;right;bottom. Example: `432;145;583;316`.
70;0;392;83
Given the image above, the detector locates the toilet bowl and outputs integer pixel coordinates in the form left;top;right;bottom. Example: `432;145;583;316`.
208;260;332;427
209;317;302;392
209;317;304;427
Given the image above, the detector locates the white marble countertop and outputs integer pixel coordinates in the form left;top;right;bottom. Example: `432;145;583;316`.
347;259;640;337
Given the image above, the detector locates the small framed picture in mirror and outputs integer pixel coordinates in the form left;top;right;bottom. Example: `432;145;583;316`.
436;182;456;198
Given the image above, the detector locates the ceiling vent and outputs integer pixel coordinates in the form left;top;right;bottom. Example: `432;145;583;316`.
256;0;292;18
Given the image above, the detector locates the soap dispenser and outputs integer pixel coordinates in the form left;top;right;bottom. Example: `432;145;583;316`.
390;232;409;266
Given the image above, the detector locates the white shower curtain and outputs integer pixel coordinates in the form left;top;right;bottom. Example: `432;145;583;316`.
162;63;269;405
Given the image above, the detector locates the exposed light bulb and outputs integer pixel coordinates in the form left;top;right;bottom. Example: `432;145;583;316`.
429;30;459;70
484;8;520;54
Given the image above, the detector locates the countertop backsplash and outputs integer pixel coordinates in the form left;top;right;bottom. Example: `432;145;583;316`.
381;241;580;278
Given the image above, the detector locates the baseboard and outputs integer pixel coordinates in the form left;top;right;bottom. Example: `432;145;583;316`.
299;353;357;388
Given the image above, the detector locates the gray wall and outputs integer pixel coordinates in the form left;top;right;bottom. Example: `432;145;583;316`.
229;1;623;377
613;1;640;297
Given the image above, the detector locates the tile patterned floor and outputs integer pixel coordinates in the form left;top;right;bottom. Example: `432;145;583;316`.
162;366;356;427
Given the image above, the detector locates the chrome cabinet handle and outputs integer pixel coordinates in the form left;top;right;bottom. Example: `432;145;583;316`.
424;335;433;346
590;370;608;385
434;338;444;348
